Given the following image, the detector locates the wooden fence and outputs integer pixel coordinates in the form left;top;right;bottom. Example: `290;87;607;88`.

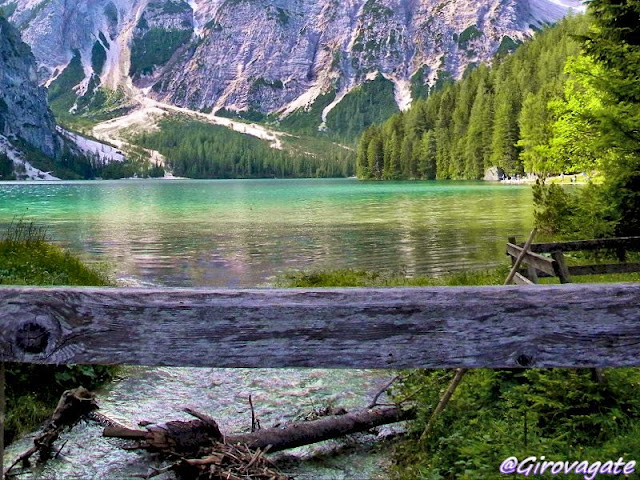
1;253;640;474
506;236;640;285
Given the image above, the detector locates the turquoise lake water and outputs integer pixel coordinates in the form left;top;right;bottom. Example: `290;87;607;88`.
0;178;534;286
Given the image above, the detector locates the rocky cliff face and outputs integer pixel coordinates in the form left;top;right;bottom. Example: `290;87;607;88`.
1;0;583;121
0;15;58;158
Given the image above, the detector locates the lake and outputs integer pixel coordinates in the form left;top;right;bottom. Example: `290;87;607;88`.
0;178;534;286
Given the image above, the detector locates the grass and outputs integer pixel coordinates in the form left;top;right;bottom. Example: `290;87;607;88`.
1;219;115;445
0;219;109;286
276;265;510;288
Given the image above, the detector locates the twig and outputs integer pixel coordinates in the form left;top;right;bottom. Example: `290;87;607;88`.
249;396;260;432
419;368;467;442
368;376;400;409
4;388;98;477
53;440;68;459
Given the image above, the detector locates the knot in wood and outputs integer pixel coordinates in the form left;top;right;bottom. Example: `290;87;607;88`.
16;321;50;354
516;354;535;368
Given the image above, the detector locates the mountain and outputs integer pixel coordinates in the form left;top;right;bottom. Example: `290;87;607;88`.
0;0;583;139
0;11;133;181
0;14;65;179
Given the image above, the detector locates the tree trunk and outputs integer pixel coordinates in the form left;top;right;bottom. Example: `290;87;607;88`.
103;406;414;454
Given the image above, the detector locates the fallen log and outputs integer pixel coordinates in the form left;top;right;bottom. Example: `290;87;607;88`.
103;405;414;455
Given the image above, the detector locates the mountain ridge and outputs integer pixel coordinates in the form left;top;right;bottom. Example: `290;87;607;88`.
1;0;584;129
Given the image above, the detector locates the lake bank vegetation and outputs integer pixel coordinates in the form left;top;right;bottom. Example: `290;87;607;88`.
357;1;640;245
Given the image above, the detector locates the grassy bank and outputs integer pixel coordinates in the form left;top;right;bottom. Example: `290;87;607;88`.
277;266;640;479
0;220;115;445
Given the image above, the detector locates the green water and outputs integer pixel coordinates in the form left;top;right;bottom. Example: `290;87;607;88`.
0;178;534;286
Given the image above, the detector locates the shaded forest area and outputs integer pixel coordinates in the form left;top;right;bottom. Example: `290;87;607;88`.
133;117;355;178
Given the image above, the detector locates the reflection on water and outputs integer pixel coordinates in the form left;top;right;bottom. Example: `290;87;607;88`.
0;179;534;287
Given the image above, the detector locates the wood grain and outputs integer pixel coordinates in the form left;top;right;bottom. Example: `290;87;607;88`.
1;285;640;368
513;272;535;286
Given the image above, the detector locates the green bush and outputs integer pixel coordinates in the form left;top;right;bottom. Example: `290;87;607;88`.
394;369;640;479
129;27;192;77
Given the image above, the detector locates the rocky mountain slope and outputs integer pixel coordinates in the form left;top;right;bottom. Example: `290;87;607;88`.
0;15;57;156
1;0;583;133
0;13;129;179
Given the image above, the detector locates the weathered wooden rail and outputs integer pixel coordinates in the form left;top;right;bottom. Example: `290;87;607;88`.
2;284;640;369
506;236;640;285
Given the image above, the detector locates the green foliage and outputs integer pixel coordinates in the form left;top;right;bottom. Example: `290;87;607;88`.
0;220;115;445
216;107;266;122
47;49;85;115
53;87;133;132
578;0;640;237
10;136;96;180
0;152;14;180
326;74;399;142
0;1;17;18
129;27;192;77
278;90;336;136
275;265;509;288
274;7;290;25
410;66;431;100
533;181;617;240
532;2;640;238
496;35;520;56
91;39;107;74
394;368;640;479
356;16;587;180
104;2;118;26
131;116;354;178
148;0;192;15
458;25;482;48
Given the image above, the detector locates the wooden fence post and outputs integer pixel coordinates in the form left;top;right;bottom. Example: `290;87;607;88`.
551;251;572;284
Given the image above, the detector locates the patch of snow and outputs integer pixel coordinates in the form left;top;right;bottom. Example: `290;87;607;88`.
57;128;126;164
0;135;60;181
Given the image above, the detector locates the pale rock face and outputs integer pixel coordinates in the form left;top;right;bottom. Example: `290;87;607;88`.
2;0;585;116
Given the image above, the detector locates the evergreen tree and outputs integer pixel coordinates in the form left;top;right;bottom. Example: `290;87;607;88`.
582;0;640;236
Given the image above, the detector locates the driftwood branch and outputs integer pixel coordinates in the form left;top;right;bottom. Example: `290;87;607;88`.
4;388;97;477
104;405;414;455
